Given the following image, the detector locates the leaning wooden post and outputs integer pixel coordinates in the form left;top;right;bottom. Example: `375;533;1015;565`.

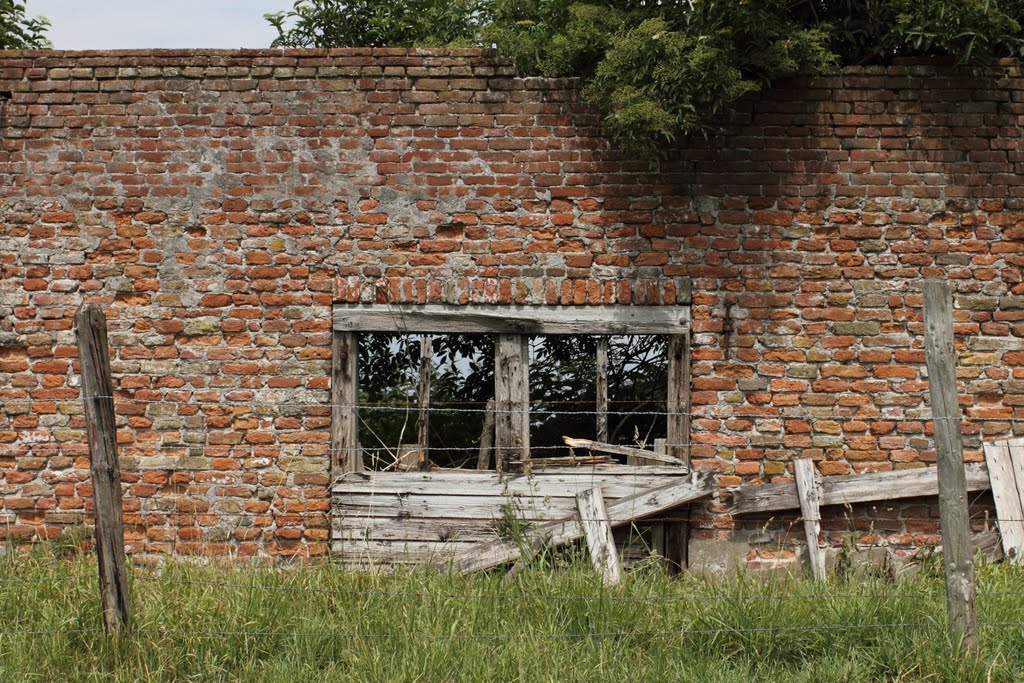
793;458;825;581
576;486;622;585
922;280;977;652
75;304;131;635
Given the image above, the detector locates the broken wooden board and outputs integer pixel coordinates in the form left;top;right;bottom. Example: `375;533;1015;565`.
453;472;716;574
562;437;686;466
332;468;692;564
577;487;622;585
983;440;1024;561
729;463;991;515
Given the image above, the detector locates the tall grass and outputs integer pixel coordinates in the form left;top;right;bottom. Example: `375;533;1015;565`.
1;542;1023;682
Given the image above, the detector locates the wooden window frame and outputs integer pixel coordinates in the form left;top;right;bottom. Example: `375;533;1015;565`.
330;304;692;479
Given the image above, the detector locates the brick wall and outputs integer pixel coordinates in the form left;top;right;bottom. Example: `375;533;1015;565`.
0;49;1021;562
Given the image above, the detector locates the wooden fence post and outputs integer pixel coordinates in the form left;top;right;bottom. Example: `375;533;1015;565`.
923;280;977;652
793;458;825;581
75;304;131;635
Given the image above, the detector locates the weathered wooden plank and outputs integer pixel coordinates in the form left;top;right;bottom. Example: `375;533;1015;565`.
665;331;692;573
577;487;622;585
454;472;716;573
417;335;432;469
333;539;472;564
495;334;529;471
666;332;691;467
333;473;676;499
333;304;691;335
331;330;361;476
334;466;689;487
334;517;505;543
1006;438;1024;560
595;338;609;442
75;304;131;635
729;463;991;515
794;459;825;581
923;279;976;652
476;398;495;470
982;441;1024;561
562;437;686;466
335;494;583;520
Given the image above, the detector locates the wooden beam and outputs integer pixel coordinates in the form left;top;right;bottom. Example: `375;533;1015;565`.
333;304;691;335
923;279;976;652
982;440;1024;561
75;304;131;635
476;398;496;471
495;334;529;472
666;332;691;467
794;459;825;581
562;437;686;466
595;338;609;443
417;335;432;470
664;331;692;574
331;330;361;476
729;463;991;514
576;487;622;585
454;472;716;573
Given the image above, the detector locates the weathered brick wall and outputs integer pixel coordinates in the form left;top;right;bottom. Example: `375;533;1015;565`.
0;49;1021;563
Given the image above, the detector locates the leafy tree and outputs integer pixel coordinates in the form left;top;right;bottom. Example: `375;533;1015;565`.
266;0;1024;151
265;0;482;48
0;0;49;49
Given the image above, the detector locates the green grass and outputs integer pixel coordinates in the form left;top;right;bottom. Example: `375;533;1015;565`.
2;543;1024;682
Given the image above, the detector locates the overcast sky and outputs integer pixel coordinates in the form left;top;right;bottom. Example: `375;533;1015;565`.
31;0;286;50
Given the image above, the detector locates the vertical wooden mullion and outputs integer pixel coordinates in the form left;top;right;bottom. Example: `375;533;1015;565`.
495;333;529;472
664;330;692;574
595;337;609;443
331;330;361;477
417;334;432;470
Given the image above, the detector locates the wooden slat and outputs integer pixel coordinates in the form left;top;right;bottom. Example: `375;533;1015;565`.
333;473;675;499
982;441;1024;560
562;437;686;466
333;304;691;335
577;487;622;585
729;463;992;515
333;517;505;543
336;493;583;520
332;539;473;564
454;472;716;573
417;335;432;470
794;459;825;581
495;334;529;471
330;330;361;475
595;338;609;442
476;398;495;470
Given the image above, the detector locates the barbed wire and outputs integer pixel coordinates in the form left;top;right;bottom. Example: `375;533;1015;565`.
5;393;1024;422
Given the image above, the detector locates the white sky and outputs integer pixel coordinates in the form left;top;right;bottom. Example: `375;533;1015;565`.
30;0;286;50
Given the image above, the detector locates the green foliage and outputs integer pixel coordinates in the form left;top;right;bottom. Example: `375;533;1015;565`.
265;0;482;48
265;0;1024;150
0;0;49;50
